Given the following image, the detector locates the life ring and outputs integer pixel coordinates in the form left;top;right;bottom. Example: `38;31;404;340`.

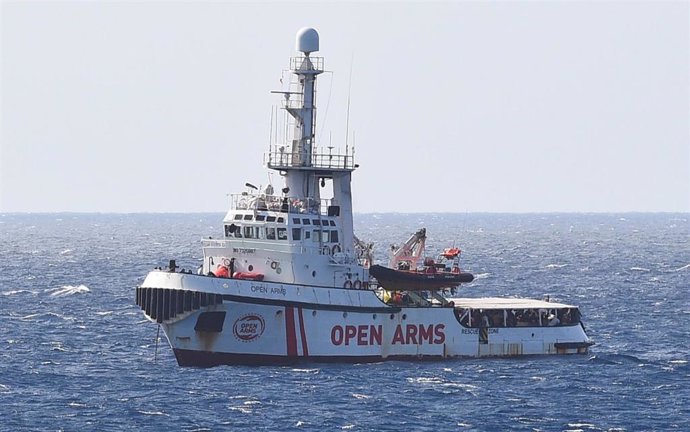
353;280;362;289
270;261;278;270
332;244;341;255
222;258;231;267
343;280;353;289
322;245;331;256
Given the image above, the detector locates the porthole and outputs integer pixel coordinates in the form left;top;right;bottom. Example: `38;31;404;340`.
402;314;407;320
248;265;254;271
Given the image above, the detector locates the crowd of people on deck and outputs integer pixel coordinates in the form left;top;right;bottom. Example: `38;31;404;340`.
456;307;581;328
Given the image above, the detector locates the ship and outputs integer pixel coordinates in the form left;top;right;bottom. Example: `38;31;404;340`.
135;28;593;367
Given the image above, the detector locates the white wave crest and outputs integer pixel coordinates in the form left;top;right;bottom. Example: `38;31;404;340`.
60;249;72;255
545;264;568;269
630;267;650;272
48;285;90;297
1;289;36;296
473;272;490;280
137;410;169;416
674;264;690;271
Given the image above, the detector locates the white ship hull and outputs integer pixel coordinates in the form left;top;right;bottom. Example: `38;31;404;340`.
138;272;592;366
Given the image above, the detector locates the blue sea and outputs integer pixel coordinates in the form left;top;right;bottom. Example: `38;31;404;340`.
1;213;688;431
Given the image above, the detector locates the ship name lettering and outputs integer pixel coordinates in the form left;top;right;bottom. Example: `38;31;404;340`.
330;324;445;346
270;287;286;296
331;325;382;346
251;284;267;293
391;324;445;345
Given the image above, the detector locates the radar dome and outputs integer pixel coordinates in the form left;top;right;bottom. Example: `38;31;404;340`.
296;27;319;54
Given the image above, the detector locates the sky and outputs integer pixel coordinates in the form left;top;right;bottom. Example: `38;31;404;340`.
1;1;688;213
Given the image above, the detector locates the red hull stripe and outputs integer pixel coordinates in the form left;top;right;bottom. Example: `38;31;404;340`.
285;306;298;357
297;307;309;357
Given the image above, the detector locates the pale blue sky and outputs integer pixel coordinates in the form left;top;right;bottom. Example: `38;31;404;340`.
2;1;688;213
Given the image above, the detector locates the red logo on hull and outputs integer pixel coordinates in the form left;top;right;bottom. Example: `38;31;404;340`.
233;314;266;342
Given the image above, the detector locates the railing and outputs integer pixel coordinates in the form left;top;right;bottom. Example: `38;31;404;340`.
290;56;324;72
264;145;356;170
229;193;333;215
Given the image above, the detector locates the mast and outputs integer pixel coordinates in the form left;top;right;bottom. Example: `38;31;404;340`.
265;28;358;255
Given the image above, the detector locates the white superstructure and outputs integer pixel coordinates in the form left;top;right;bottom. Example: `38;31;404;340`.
136;28;593;366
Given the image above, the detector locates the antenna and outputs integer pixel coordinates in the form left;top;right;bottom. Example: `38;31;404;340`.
269;107;274;147
345;52;354;152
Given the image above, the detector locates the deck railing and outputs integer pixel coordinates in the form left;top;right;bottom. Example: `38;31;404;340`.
229;193;333;216
264;145;355;171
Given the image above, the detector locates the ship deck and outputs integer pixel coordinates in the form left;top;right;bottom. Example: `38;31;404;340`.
447;297;576;310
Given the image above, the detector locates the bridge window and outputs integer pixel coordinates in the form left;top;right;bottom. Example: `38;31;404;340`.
292;228;301;240
234;214;242;220
302;218;311;225
277;228;287;240
243;226;254;238
266;216;276;222
266;227;276;240
330;230;339;243
243;215;253;221
293;218;301;224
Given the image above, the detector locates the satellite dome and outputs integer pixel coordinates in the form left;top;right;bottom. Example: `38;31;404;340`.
296;27;319;54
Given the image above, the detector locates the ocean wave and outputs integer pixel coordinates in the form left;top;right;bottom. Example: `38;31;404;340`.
589;353;646;366
630;267;650;272
20;312;75;322
545;264;568;269
473;272;490;280
290;368;320;374
136;410;169;416
228;405;253;414
1;289;37;296
47;285;90;297
674;264;690;271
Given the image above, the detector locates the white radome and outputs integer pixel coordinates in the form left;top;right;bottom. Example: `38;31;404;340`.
296;27;319;54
